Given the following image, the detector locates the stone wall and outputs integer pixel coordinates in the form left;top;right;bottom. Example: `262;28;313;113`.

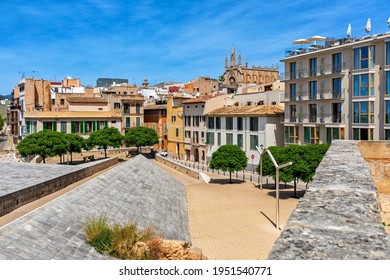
0;157;117;217
267;140;390;259
155;155;200;180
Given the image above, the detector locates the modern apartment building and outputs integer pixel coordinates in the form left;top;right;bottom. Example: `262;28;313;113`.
282;32;390;144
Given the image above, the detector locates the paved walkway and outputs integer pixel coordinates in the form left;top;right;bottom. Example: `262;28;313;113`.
155;161;303;260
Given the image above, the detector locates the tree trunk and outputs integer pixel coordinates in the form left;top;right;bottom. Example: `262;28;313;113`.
42;157;46;164
293;178;297;197
104;148;107;158
70;153;73;164
229;171;232;183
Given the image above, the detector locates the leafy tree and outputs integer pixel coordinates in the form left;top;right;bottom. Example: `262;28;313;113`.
209;145;247;183
65;133;85;164
123;126;159;154
87;126;123;158
218;75;225;83
16;130;68;163
0;115;4;132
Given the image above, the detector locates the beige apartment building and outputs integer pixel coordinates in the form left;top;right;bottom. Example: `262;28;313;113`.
282;32;390;144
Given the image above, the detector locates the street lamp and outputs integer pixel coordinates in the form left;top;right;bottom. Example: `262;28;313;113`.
256;145;292;230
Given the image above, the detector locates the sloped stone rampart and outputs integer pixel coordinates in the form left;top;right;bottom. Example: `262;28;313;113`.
267;140;390;260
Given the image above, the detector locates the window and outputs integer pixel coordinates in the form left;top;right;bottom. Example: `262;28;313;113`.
43;121;57;132
386;129;390;140
333;78;342;98
290;62;296;79
309;81;317;100
152;123;156;130
304;127;320;144
185;116;191;126
185;130;191;138
237;117;243;131
309;104;317;122
207;117;214;129
216;117;221;129
326;127;344;144
353;128;373;140
353;74;374;96
60;121;67;133
125;116;131;128
175;128;179;137
309;58;317;76
332;103;342;123
353;101;374;124
285;126;299;144
385;100;390;124
387;42;390;65
332;53;342;73
290;105;297;122
136;103;141;113
135;116;141;127
60;99;65;105
85;121;93;133
249;135;258;150
193;131;199;143
71;121;80;133
206;132;214;145
226;133;233;145
164;123;168;135
226;117;233;130
249;117;258;131
114;102;121;109
171;115;176;122
123;103;130;114
290;84;296;101
51;99;55;105
354;46;374;69
386;71;390;95
193;116;200;127
237;134;243;148
217;133;221;145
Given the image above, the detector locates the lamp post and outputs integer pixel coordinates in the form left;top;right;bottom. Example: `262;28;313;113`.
256;144;265;190
256;145;292;230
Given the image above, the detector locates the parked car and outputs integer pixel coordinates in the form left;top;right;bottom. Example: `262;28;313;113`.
161;150;168;157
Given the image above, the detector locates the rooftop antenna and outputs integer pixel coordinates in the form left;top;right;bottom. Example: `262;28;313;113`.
19;71;25;79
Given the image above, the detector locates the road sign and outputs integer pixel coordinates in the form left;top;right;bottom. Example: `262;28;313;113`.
251;154;255;159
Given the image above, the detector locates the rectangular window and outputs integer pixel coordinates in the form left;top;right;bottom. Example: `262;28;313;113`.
333;78;342;98
385;129;390;140
114;102;121;109
226;117;233;130
249;117;258;131
123;103;130;114
285;126;299;144
309;81;317;100
290;105;296;122
171;116;176;122
175;128;179;137
309;58;317;76
136;103;141;114
386;100;390;124
185;130;191;138
354;46;374;69
207;117;214;129
51;99;55;105
185;116;191;126
226;133;233;145
164;123;168;135
193;116;200;127
237;134;243;148
304;127;320;144
217;132;221;145
353;128;373;140
386;42;390;65
290;62;296;79
309;104;317;122
216;117;221;129
386;71;390;95
206;132;214;145
60;99;65;105
249;135;258;150
125;116;131;128
332;53;342;73
193;131;199;143
353;101;374;124
60;121;67;133
136;116;141;127
237;117;243;131
326;127;344;144
290;84;296;101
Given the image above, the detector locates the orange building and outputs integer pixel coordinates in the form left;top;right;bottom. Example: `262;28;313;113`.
144;100;167;151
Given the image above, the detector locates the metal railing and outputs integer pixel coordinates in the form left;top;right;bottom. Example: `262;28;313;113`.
281;63;346;81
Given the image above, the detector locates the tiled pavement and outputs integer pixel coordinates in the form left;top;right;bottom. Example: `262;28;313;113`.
0;155;189;259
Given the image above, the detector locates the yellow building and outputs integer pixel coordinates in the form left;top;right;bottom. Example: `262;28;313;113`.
166;96;189;159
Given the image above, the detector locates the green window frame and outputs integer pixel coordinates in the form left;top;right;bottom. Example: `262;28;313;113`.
249;135;258;150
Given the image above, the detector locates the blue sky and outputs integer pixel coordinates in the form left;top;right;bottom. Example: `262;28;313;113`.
0;0;389;95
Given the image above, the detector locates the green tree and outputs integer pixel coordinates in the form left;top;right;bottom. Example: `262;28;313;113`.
16;130;68;163
65;133;85;164
218;75;225;83
0;115;4;132
209;145;247;183
87;126;123;158
123;126;159;154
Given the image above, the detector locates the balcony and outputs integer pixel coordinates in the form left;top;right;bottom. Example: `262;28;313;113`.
281;62;346;81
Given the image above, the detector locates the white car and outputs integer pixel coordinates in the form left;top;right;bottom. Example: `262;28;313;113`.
161;150;168;157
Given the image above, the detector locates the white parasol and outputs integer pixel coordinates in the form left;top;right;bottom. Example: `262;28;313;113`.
365;18;371;34
346;24;352;37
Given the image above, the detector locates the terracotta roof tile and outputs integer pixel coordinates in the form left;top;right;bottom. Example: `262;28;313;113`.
67;97;108;104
